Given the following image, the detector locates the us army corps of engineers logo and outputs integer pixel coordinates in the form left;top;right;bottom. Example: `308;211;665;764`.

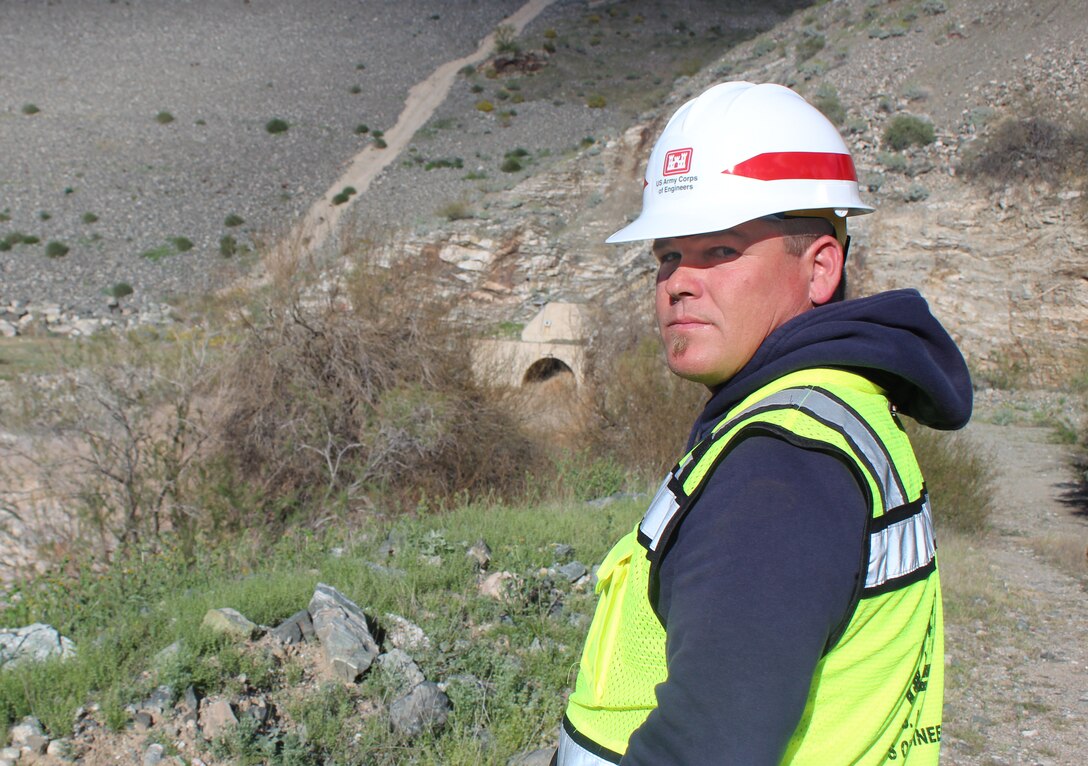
657;148;697;195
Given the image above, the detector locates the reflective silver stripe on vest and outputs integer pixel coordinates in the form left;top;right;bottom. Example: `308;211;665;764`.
557;725;619;766
866;496;936;589
639;387;906;554
640;475;680;553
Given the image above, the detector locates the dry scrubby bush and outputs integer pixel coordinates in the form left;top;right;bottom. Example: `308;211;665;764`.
959;115;1088;187
214;249;543;518
905;420;995;535
581;304;706;478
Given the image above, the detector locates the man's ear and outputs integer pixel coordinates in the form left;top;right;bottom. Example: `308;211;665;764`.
807;235;844;306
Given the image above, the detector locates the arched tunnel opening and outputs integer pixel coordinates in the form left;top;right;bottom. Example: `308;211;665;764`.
523;357;574;385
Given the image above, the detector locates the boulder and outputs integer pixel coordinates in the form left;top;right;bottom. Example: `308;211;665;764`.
389;681;451;737
308;583;380;682
382;613;431;653
376;649;426;695
200;608;261;641
0;624;76;669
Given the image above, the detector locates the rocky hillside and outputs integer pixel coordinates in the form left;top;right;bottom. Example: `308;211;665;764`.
387;0;1088;387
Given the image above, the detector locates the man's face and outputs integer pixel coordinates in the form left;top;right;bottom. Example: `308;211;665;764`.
653;219;818;388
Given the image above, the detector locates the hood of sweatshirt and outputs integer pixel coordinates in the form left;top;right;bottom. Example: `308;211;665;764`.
689;289;973;445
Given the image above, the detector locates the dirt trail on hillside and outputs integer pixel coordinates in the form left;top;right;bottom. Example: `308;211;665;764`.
942;419;1088;765
262;0;557;270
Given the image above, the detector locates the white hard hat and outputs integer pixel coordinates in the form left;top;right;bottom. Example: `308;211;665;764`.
607;81;874;244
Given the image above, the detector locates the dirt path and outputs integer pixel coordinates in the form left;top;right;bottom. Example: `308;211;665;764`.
265;0;557;266
942;419;1088;765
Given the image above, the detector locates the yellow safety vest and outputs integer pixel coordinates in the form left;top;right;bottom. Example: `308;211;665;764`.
559;368;944;765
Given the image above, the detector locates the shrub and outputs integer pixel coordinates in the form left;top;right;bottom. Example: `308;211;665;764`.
171;237;194;252
438;200;473;221
883;114;935;150
811;84;846;126
219;235;237;257
38;211;51;221
21;103;39;115
349;85;361;94
795;30;825;63
906;422;994;535
212;248;544;515
264;118;289;134
752;38;777;57
475;100;494;113
44;241;69;258
82;212;99;224
959;116;1088;186
141;244;174;262
354;123;370;134
107;282;134;299
586;94;607;109
155;111;175;124
876;151;908;173
904;183;930;202
423;157;464;171
373;137;387;149
494;23;520;55
224;214;244;227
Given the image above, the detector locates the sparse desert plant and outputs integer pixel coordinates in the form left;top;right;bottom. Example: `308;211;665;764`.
107;282;134;299
586;94;607;109
265;118;289;135
355;123;370;134
876;151;908;173
141;244;174;262
171;237;194;252
904;183;930;202
811;84;846;126
494;23;520;55
219;235;237;257
224;214;244;227
349;85;361;94
883;114;935;150
438;200;473;221
500;157;522;173
38;211;51;221
44;241;69;258
0;209;10;222
82;212;99;224
795;29;825;63
21;103;40;115
155;111;175;124
475;100;494;113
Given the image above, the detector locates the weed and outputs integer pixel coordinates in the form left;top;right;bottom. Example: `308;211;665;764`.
265;118;289;135
475;100;495;113
155;111;175;125
883;114;935;150
424;157;464;171
82;212;99;224
586;94;607;109
224;214;245;228
500;157;523;173
21;235;40;245
38;211;51;221
171;237;194;252
349;85;362;95
0;209;9;222
373;137;387;149
355;124;370;135
922;0;947;14
44;241;69;258
752;38;777;58
21;103;40;115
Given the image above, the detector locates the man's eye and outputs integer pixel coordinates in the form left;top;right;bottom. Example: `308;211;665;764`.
709;247;738;259
656;251;680;264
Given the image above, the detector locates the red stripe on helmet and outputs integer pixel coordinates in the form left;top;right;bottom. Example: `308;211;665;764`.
722;152;857;182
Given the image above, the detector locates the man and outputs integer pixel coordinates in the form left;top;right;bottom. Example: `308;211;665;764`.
555;82;972;764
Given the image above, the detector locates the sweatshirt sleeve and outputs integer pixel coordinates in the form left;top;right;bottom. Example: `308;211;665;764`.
620;435;868;765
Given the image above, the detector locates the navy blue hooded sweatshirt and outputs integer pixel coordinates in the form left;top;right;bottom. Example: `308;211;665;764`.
620;289;972;765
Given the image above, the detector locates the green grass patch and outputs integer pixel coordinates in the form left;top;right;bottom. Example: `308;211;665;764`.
140;244;174;263
265;118;289;135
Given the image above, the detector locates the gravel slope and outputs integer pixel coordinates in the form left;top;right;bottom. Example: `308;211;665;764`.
0;0;528;316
